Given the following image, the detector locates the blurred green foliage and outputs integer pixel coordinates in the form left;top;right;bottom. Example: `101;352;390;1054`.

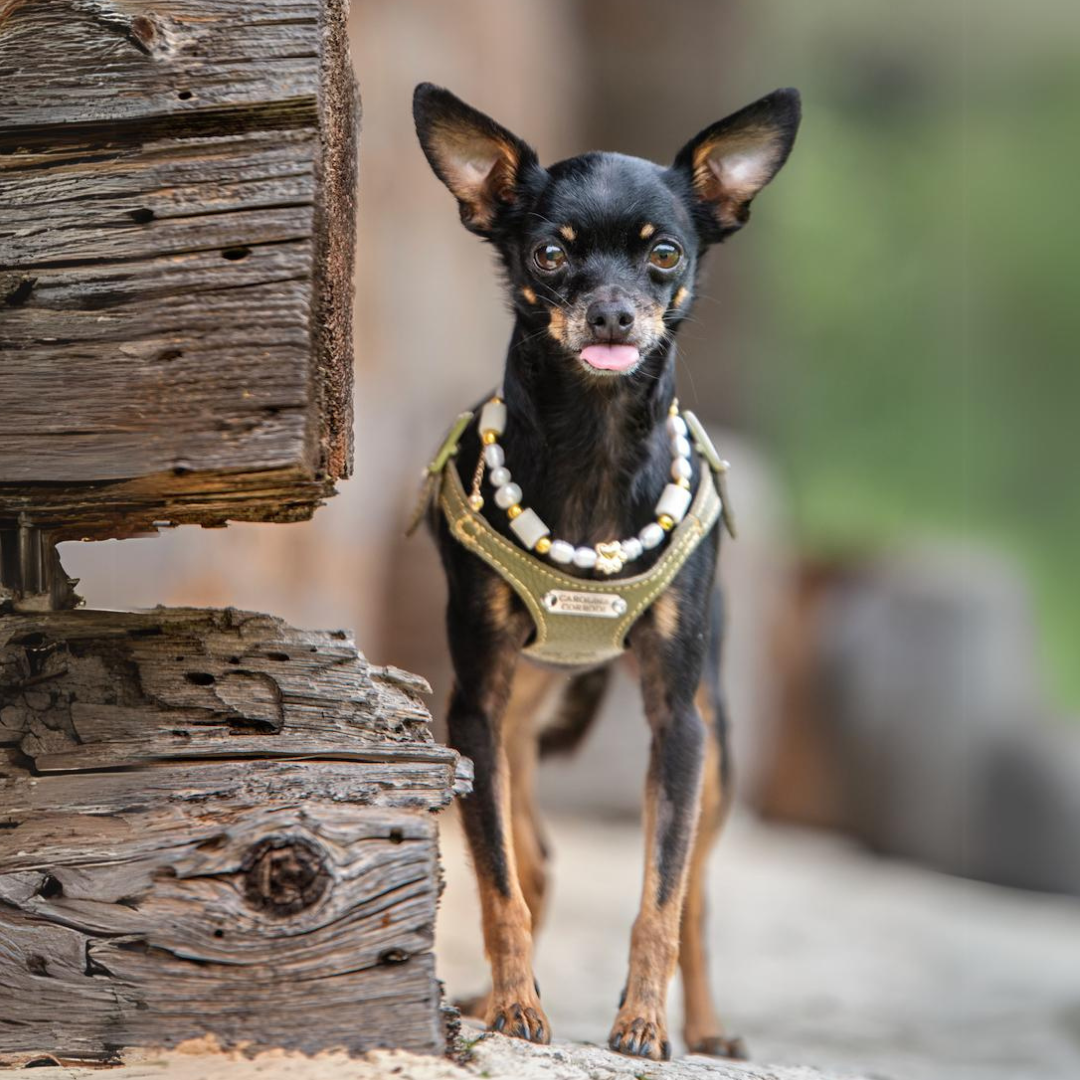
740;1;1080;708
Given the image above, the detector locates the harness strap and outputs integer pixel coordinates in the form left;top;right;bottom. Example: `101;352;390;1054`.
423;411;724;667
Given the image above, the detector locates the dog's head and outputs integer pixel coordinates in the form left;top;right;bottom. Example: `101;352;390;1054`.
413;83;800;379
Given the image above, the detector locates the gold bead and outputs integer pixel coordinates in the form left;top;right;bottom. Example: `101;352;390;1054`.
507;504;523;519
676;477;691;489
481;430;497;445
658;513;675;531
468;494;484;511
534;537;552;555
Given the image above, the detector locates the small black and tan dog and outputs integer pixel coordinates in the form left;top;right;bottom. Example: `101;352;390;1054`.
413;82;800;1061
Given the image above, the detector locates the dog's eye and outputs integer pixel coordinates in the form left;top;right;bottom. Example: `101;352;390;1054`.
534;243;567;272
648;241;682;270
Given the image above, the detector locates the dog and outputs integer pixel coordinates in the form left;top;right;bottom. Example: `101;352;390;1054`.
412;82;800;1061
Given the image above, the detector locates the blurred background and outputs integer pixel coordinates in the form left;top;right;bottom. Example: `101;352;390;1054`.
60;1;1080;1074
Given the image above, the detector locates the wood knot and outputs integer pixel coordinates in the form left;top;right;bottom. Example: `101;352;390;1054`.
241;836;329;917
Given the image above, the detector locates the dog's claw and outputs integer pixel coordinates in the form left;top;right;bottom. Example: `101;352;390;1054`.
488;998;551;1045
609;1013;666;1061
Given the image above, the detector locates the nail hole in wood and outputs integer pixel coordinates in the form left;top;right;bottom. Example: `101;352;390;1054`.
221;246;251;261
177;89;193;100
389;828;404;845
213;929;225;939
4;277;36;306
128;207;155;224
266;651;290;662
39;874;63;899
159;348;183;362
378;948;410;965
185;672;216;686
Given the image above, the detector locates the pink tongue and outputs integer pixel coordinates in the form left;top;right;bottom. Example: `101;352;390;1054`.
580;344;641;371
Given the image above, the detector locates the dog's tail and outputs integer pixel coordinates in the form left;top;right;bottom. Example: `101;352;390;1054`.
537;667;610;758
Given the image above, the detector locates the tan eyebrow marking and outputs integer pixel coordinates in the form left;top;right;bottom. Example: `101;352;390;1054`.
673;286;690;307
640;222;656;240
558;224;576;242
521;286;537;304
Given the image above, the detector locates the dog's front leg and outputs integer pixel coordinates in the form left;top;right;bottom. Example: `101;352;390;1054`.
610;598;708;1061
445;579;550;1044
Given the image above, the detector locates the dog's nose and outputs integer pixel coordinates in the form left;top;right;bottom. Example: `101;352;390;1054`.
586;298;635;343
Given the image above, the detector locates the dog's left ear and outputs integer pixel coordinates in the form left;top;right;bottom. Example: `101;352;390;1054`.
672;88;801;241
413;83;541;236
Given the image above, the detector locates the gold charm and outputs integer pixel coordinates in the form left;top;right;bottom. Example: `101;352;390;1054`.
594;541;626;575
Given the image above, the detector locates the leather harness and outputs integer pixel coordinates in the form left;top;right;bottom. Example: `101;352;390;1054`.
412;409;733;668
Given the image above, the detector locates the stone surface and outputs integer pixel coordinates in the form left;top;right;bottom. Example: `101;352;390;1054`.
438;814;1080;1080
0;1036;876;1079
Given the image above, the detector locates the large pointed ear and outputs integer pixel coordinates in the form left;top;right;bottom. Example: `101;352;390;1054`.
672;88;801;241
413;83;541;235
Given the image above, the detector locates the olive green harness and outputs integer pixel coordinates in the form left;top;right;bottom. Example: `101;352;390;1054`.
412;410;734;668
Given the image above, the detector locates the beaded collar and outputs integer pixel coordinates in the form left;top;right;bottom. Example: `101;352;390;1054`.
466;393;698;576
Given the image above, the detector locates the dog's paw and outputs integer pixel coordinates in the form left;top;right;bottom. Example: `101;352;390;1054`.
608;1010;671;1060
688;1034;749;1060
487;997;550;1044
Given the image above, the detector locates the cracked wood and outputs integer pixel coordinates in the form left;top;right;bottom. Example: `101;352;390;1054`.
0;607;470;1059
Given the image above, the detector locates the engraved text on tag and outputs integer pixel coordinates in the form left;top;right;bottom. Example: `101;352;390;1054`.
542;590;627;618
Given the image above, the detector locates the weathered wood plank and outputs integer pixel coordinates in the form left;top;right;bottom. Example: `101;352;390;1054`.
0;1;323;131
0;607;466;774
0;801;445;1057
0;0;357;536
0;607;467;1059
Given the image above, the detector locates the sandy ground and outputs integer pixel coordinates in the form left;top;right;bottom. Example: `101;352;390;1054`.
7;815;1079;1079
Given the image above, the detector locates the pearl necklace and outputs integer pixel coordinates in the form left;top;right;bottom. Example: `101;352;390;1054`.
467;393;694;576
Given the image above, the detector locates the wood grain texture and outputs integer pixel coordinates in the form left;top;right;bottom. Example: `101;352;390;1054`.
0;606;469;1060
0;0;357;537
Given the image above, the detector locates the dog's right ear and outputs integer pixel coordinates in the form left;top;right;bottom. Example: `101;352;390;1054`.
413;83;541;236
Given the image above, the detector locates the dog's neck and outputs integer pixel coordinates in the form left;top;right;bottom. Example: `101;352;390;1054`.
497;324;678;543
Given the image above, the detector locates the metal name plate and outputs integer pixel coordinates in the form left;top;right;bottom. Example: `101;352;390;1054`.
542;590;627;618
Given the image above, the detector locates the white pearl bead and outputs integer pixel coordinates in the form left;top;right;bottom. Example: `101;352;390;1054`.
666;415;688;438
509;508;549;550
640;522;665;549
655;483;692;523
489;466;511;488
484;443;504;469
479;400;507;437
621;537;643;561
671;457;692;482
549;540;575;564
573;546;598;569
494;482;522;509
672;434;691;459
